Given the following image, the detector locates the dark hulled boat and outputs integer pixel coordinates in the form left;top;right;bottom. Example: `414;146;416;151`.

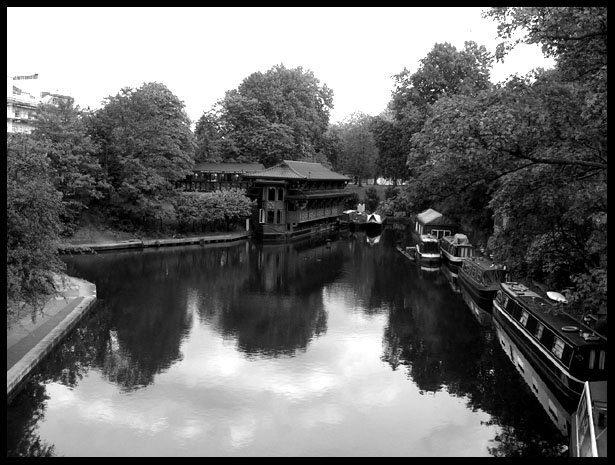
493;282;607;413
457;255;509;317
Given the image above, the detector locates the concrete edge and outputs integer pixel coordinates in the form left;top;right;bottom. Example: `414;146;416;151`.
7;293;97;400
58;232;250;254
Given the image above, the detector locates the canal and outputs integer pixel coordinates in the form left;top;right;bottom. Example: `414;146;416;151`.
7;227;568;457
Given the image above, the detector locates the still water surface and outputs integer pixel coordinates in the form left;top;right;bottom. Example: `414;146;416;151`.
7;228;568;457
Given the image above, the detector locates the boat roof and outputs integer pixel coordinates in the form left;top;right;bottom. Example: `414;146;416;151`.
462;255;506;271
242;160;350;181
499;282;607;347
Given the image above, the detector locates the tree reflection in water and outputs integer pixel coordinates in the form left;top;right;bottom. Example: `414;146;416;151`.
7;229;568;457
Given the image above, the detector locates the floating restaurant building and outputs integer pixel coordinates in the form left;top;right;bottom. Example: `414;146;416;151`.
242;160;352;242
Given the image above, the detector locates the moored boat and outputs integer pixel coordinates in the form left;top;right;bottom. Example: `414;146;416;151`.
458;255;509;316
493;282;607;412
570;380;607;457
439;233;474;273
415;233;441;265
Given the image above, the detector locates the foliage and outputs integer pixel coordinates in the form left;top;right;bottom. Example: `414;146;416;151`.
30;99;109;235
175;188;256;232
194;110;225;163
364;186;381;214
332;112;379;184
87;82;196;224
370;112;409;185
206;64;334;167
7;134;66;327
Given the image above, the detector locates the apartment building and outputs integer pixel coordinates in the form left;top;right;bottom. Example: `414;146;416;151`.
7;74;72;133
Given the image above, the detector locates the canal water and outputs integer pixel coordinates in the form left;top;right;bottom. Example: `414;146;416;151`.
7;227;568;457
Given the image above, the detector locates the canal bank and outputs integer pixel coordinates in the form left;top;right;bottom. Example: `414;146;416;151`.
7;276;97;401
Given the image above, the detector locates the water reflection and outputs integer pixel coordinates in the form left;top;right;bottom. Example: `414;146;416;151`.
7;229;568;457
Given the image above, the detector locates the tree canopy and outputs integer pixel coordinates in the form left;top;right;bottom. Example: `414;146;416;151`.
196;64;335;167
88;82;196;222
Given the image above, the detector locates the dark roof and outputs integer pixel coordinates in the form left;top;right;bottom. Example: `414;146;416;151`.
242;160;350;181
193;162;265;173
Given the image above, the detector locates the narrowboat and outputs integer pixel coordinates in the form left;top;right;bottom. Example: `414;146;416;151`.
493;282;607;413
570;380;607;457
439;233;474;274
458;255;509;316
415;233;441;265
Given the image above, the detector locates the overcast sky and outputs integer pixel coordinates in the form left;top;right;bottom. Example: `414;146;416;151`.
7;7;555;125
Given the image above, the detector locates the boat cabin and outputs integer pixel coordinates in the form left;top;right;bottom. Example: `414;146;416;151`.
413;208;458;239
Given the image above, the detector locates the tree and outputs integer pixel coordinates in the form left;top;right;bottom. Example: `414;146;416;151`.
370;112;409;186
334;112;379;185
7;133;66;327
30;98;109;234
194;110;225;163
208;64;334;167
88;82;196;227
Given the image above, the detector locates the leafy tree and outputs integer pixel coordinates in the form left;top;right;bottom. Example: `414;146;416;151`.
7;134;66;327
88;82;196;227
370;112;409;186
364;186;381;214
30;98;109;235
334;112;379;185
194;110;225;163
175;189;255;233
210;64;334;166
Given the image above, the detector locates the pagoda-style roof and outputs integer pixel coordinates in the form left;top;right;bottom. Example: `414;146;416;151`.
192;162;264;173
242;160;350;182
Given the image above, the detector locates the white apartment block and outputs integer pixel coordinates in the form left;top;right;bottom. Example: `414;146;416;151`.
7;74;72;134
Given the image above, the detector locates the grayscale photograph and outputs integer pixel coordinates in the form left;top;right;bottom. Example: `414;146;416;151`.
7;7;607;458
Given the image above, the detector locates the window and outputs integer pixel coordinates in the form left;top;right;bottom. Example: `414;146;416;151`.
267;210;275;224
277;187;284;201
259;209;265;224
276;210;282;224
551;337;565;359
268;188;276;201
535;322;544;340
520;310;529;326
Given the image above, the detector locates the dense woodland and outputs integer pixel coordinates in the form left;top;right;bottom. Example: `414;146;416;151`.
7;7;606;334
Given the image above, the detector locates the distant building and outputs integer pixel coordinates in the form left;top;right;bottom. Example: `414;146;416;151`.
7;74;72;134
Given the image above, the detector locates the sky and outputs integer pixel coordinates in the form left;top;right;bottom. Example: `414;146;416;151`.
7;7;555;125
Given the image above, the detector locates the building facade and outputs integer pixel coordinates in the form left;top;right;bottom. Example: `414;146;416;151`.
7;74;72;133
